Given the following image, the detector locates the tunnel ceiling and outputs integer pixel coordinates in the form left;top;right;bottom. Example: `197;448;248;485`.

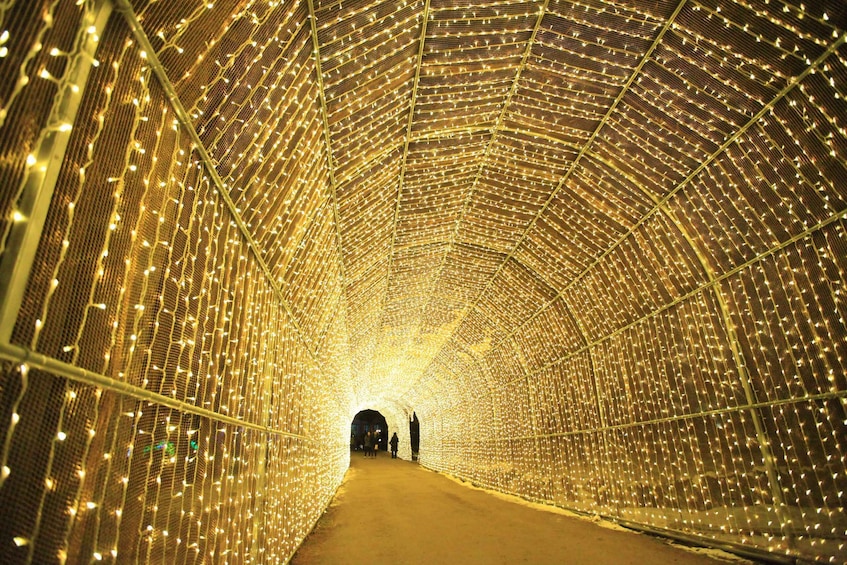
128;0;847;405
4;1;847;561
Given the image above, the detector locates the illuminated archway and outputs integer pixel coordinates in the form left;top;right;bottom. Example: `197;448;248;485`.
350;409;387;454
0;2;845;564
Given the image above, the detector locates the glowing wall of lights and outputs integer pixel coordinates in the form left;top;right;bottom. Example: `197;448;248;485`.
395;1;846;562
1;0;847;563
0;0;352;563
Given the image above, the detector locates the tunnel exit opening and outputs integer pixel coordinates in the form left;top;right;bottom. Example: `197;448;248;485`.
350;409;388;455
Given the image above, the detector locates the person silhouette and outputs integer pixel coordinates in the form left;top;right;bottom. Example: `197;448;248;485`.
389;432;399;459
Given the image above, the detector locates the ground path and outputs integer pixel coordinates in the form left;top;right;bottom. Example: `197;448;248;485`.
291;453;746;565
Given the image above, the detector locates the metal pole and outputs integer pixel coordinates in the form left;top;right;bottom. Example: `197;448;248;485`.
0;0;113;344
0;340;309;440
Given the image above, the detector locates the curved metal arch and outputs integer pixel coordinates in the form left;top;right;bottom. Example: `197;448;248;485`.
397;0;690;402
581;149;794;542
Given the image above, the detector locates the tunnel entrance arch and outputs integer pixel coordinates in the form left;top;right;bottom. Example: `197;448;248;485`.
351;409;388;453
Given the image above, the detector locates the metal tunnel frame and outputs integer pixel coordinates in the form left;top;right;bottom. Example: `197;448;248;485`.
0;0;846;563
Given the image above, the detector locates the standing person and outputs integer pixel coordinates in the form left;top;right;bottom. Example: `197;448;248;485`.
389;432;399;459
363;431;372;458
373;432;379;457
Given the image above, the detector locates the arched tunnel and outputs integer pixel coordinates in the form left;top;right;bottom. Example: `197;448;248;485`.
0;0;846;562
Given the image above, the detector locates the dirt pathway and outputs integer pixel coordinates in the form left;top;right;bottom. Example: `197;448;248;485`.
291;455;744;565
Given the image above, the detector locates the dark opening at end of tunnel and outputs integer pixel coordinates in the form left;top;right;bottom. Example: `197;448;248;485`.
350;409;388;454
350;410;420;462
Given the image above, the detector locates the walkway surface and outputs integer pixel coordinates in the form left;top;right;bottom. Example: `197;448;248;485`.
291;454;744;565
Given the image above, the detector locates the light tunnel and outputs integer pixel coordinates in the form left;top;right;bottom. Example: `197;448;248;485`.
0;0;846;562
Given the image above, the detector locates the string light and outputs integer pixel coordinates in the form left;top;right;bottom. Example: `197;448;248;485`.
0;0;845;563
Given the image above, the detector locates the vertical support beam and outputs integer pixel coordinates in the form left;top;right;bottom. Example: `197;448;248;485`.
709;271;793;544
586;150;793;544
669;206;792;546
637;35;847;551
511;338;539;494
304;0;355;371
112;0;330;376
563;305;618;513
0;0;113;345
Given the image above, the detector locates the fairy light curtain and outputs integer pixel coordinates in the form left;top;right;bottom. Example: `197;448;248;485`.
0;0;845;563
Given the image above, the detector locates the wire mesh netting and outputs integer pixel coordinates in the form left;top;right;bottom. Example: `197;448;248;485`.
0;0;846;563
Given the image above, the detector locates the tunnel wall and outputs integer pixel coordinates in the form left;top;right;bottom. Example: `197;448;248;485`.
0;1;846;564
405;7;847;561
0;2;353;563
413;63;847;565
417;228;847;562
